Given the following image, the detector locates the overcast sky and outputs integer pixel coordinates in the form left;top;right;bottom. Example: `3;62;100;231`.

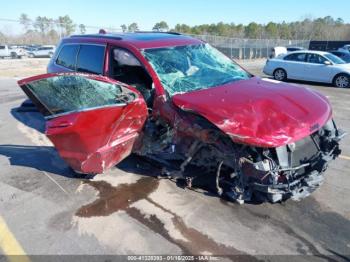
2;0;350;30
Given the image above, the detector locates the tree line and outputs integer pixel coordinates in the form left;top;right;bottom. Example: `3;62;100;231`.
0;14;349;45
173;16;350;40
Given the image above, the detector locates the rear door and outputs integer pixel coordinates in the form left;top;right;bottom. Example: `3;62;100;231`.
18;73;148;174
282;53;307;80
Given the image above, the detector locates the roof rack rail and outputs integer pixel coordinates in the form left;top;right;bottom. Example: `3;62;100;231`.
70;34;123;40
135;31;182;35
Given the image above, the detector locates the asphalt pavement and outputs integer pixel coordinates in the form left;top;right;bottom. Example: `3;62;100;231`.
0;62;349;261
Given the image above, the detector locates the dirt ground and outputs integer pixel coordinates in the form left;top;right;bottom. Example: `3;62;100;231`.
0;58;266;78
0;58;49;78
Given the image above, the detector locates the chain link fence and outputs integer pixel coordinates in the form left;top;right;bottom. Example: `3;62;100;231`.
189;34;310;60
0;19;310;60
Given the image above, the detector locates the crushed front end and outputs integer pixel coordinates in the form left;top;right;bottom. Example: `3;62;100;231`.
238;119;345;203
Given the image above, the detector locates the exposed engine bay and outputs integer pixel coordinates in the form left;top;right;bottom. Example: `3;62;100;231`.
136;113;345;204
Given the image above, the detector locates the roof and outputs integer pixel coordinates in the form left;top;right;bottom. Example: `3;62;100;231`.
286;50;330;55
69;32;203;49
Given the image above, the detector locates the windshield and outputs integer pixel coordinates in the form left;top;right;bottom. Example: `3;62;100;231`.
324;53;346;64
142;43;251;96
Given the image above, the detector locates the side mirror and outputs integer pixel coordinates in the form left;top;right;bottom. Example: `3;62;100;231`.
324;60;332;66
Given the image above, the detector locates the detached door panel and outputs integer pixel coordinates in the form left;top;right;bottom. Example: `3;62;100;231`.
18;73;148;174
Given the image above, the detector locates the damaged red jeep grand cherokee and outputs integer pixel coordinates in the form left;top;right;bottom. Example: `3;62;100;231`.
18;32;345;203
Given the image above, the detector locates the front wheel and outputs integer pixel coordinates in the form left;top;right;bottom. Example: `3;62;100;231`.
334;74;350;88
273;68;287;81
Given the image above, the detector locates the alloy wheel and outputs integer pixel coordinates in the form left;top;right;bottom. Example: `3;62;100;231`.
335;75;349;88
274;69;286;81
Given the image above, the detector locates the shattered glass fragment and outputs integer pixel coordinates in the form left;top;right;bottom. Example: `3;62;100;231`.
25;75;127;115
143;43;250;96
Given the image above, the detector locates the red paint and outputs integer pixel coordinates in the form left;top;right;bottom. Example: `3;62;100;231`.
20;33;336;174
18;73;148;174
172;77;332;147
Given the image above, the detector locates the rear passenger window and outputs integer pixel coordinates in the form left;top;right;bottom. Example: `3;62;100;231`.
284;53;306;62
56;45;79;70
76;45;105;74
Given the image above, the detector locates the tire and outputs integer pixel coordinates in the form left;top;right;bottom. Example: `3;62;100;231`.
273;68;287;81
333;74;350;88
28;53;34;58
10;52;18;59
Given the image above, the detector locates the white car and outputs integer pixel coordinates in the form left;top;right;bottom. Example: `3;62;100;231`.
0;45;26;59
263;50;350;88
28;45;56;58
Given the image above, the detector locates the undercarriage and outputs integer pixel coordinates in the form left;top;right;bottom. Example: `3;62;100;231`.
136;115;345;204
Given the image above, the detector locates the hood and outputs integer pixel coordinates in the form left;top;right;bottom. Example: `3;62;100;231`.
172;77;332;147
335;63;350;70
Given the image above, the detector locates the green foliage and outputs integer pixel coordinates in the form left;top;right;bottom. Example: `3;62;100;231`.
57;15;76;36
11;14;350;44
128;23;139;32
120;24;127;32
19;13;32;32
172;16;349;40
153;21;169;31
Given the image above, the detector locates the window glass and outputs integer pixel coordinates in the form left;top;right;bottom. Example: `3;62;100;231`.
77;45;105;74
284;53;306;62
324;53;346;64
0;46;5;50
56;45;79;70
25;75;125;116
307;54;327;64
143;43;250;96
113;48;141;66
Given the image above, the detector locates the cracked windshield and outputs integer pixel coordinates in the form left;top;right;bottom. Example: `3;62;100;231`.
143;43;251;96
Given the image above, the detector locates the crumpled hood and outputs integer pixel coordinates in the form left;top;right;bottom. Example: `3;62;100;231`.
172;77;332;147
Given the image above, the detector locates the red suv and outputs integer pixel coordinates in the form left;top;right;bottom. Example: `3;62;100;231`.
18;32;345;203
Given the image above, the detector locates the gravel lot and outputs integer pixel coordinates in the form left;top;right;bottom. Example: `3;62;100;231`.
0;58;349;261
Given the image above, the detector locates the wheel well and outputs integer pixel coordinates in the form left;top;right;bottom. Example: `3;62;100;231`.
332;72;350;84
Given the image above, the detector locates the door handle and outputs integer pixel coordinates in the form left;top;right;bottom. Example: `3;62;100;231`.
48;121;73;128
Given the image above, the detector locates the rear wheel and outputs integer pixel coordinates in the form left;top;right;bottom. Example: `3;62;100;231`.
334;74;350;88
10;52;18;59
273;68;287;81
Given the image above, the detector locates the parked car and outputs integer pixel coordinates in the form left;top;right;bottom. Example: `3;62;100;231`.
263;50;350;88
330;51;350;63
338;44;350;53
23;45;41;52
269;46;287;58
0;45;26;59
17;32;344;203
286;46;305;52
28;45;56;58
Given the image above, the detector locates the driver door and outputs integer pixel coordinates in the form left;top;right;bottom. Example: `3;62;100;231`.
18;73;148;174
